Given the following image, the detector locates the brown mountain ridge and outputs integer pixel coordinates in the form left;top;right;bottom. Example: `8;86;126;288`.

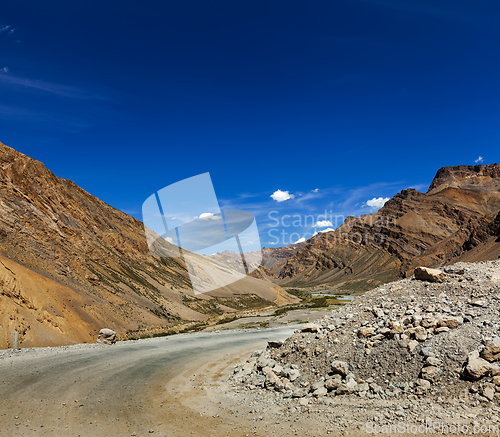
0;141;296;349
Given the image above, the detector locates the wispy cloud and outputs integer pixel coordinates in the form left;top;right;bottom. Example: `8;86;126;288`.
475;156;484;164
0;25;15;35
0;70;104;100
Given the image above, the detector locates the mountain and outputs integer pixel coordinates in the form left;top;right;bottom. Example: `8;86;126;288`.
0;142;296;349
263;164;500;291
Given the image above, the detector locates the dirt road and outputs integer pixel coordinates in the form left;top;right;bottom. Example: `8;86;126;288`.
0;327;296;437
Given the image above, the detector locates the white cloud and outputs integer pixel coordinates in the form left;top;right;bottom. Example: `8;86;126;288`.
164;236;174;244
197;212;221;220
0;67;8;73
199;212;214;219
313;220;333;228
270;189;294;202
366;197;390;209
294;237;306;244
475;156;484;164
312;188;320;193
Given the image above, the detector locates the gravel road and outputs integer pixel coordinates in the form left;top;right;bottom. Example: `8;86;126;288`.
0;327;296;436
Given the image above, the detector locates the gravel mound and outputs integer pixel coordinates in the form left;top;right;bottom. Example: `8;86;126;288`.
229;260;500;434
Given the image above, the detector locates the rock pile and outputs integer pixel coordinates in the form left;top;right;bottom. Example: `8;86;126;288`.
232;261;500;408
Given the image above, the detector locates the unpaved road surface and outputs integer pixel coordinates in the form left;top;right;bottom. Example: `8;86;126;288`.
0;327;296;436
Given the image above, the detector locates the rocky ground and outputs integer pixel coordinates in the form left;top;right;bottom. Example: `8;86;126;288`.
228;260;500;435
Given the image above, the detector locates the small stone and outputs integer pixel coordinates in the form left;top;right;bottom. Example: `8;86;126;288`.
345;377;357;390
358;327;375;338
389;323;404;337
301;323;320;333
414;326;427;342
313;387;328;397
331;361;349;377
464;352;498;380
407;340;419;353
426;357;442;366
481;337;500;362
420;346;433;357
483;386;495;401
444;266;465;275
257;357;277;369
268;341;283;349
311;380;325;391
335;383;351;395
325;379;340;391
420;366;443;383
416;379;431;388
438;316;463;328
273;365;284;375
292;388;308;398
421;317;438;329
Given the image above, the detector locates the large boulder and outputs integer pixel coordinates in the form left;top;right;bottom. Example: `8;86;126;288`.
414;267;445;283
97;328;116;344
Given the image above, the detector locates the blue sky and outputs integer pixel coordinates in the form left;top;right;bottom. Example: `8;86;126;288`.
1;1;500;249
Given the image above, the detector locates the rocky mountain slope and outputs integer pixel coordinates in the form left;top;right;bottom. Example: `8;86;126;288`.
265;164;500;291
0;141;296;349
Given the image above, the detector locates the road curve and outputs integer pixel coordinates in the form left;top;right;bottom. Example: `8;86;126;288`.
0;326;296;436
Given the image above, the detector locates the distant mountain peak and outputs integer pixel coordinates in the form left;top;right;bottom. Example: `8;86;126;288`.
427;163;500;194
